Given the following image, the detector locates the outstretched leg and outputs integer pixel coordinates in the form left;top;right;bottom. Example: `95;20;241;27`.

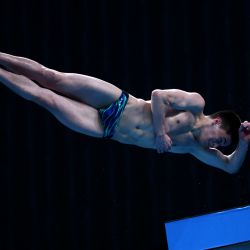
0;68;103;137
0;52;122;108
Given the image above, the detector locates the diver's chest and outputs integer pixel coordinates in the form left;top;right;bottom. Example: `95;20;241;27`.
171;132;194;147
168;130;195;153
167;111;196;133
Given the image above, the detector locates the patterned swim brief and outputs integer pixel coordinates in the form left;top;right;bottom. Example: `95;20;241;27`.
98;91;129;139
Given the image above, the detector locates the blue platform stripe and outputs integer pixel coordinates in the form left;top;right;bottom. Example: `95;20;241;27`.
98;91;129;139
165;205;250;250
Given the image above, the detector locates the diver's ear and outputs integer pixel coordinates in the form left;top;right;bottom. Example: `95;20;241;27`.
213;117;222;126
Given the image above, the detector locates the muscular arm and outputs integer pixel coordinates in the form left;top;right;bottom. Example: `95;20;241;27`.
190;141;248;174
190;122;250;174
151;89;205;113
151;89;205;153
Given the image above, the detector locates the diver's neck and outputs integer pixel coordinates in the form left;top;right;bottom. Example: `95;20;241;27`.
192;115;213;140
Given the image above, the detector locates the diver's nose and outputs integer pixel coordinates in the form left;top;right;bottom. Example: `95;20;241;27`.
209;140;218;148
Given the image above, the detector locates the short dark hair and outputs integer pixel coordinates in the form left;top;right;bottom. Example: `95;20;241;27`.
209;110;241;147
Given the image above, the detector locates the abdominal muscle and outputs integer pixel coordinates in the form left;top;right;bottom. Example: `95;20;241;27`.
112;95;156;149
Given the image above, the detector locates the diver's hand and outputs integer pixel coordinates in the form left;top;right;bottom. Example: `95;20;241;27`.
155;134;172;153
239;121;250;144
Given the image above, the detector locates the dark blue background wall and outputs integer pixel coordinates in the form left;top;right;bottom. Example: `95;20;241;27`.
0;0;250;249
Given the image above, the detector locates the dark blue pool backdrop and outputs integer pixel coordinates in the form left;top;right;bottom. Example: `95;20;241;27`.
0;0;250;249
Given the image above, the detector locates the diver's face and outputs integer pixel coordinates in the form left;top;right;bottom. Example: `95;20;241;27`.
199;125;231;148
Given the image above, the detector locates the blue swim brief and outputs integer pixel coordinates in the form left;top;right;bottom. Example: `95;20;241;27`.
98;91;129;139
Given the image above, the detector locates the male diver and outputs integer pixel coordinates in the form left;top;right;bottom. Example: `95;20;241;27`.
0;52;249;174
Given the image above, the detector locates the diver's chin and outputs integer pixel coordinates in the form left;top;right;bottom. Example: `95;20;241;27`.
202;141;210;149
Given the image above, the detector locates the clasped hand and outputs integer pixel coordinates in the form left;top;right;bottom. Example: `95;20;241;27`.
155;134;172;153
239;121;250;143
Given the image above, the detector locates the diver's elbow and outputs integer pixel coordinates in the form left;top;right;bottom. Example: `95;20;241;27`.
225;164;240;175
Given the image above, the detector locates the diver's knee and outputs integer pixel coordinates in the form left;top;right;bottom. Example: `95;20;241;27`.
41;67;64;84
32;88;56;108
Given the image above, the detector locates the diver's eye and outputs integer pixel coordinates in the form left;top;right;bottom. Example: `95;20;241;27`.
217;138;223;146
